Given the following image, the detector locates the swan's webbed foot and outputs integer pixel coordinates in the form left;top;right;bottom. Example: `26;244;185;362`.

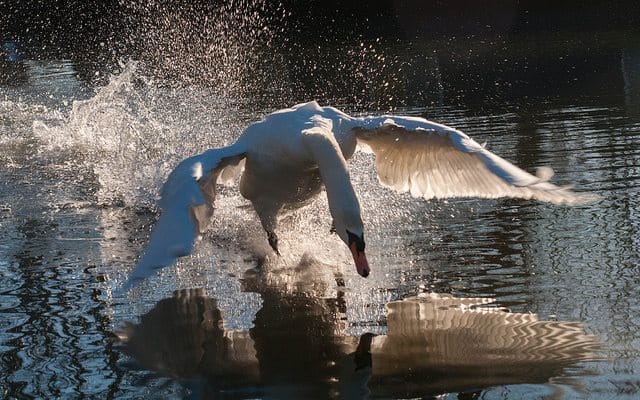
267;231;281;256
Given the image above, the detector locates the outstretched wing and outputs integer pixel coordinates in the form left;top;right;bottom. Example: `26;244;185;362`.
353;116;599;204
120;147;245;291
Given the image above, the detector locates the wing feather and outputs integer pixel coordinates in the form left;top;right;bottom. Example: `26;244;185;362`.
120;147;245;291
353;117;599;205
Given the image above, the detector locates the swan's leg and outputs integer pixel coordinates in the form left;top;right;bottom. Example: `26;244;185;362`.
329;219;336;234
267;231;280;255
253;199;282;255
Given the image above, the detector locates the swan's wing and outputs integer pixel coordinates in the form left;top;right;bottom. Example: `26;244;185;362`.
119;148;245;291
353;116;600;204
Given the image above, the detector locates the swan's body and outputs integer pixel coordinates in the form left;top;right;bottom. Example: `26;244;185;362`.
121;101;598;290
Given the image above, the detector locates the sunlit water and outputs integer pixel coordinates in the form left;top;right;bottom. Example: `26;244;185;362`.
2;13;640;400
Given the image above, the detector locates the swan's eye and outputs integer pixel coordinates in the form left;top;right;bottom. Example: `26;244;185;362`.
347;230;365;252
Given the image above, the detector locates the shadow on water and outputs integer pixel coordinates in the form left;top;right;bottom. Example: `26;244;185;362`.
115;257;600;399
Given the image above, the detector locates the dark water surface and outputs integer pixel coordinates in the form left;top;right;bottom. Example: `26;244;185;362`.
2;6;640;399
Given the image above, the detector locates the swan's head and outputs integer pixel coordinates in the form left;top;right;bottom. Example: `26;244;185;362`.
336;224;369;277
348;230;369;277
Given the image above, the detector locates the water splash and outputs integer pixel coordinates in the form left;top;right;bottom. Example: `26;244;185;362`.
120;0;284;94
27;1;288;208
33;62;157;206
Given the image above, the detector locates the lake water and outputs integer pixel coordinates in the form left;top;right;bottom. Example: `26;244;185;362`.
1;8;640;399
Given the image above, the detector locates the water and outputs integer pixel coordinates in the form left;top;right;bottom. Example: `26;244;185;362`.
2;3;640;399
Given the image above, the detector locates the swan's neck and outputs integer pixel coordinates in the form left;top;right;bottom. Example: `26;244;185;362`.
303;130;363;236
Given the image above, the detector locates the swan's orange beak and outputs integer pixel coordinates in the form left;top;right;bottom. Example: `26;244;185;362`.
350;242;370;277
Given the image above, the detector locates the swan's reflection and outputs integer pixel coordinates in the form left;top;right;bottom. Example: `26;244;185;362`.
116;278;599;398
115;288;259;387
370;293;600;397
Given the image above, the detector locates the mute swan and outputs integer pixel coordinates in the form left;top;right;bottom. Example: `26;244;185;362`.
121;101;598;290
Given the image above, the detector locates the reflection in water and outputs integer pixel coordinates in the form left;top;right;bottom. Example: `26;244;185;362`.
116;284;599;398
115;289;259;387
622;44;640;117
371;294;600;397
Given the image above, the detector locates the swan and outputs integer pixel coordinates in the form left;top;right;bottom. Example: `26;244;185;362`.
120;101;598;290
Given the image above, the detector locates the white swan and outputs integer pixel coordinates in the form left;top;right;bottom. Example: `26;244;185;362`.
121;101;598;290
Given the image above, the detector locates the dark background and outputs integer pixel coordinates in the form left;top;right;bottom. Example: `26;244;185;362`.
2;0;639;59
2;1;639;111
